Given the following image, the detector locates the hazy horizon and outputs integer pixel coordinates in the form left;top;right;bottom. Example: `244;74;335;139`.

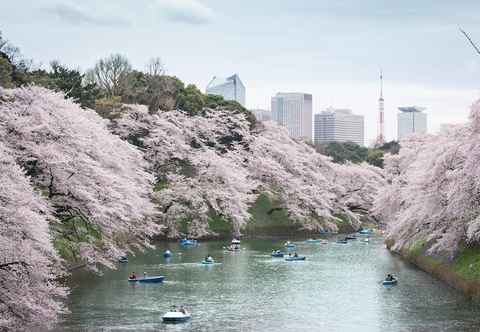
1;0;480;142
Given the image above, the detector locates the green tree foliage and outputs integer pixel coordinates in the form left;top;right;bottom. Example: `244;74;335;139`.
316;140;400;168
28;62;99;109
122;70;148;104
319;141;369;164
366;149;384;168
48;62;99;108
176;84;205;115
0;56;13;88
144;75;184;113
379;140;400;155
0;31;31;86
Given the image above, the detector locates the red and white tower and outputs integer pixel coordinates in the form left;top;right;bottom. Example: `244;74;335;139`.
377;70;385;145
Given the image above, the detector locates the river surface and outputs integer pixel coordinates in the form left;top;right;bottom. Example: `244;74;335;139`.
60;235;480;331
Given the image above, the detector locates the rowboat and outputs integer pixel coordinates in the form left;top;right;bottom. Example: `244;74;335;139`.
271;250;284;257
382;278;398;286
118;256;128;263
128;276;165;283
359;229;372;235
285;256;306;261
180;239;198;246
162;310;191;323
284;241;296;248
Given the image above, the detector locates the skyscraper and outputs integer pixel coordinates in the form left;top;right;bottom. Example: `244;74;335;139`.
314;108;364;146
397;106;428;140
271;93;312;140
206;74;246;106
250;109;271;122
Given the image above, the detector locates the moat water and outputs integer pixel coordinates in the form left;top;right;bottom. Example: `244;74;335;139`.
59;235;480;331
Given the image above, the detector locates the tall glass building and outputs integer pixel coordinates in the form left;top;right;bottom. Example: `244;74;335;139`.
397;107;427;140
271;92;312;140
206;74;246;106
250;109;272;122
314;108;364;146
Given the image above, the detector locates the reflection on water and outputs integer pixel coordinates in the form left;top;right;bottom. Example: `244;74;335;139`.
59;236;480;331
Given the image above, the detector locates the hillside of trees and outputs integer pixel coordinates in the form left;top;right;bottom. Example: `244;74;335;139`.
315;140;400;168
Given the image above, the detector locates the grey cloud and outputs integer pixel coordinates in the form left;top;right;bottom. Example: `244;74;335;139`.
45;3;130;27
156;0;214;25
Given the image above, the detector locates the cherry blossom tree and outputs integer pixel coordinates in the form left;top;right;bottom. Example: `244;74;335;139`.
113;104;385;236
375;100;480;260
0;87;160;270
0;143;67;331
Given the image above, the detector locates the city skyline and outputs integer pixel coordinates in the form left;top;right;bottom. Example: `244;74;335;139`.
1;0;479;142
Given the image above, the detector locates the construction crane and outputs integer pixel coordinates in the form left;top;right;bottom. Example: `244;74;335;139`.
460;28;480;56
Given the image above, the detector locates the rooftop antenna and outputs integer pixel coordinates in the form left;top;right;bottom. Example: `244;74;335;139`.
460;28;480;56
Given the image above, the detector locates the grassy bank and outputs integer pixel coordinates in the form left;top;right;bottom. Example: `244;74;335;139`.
387;239;480;299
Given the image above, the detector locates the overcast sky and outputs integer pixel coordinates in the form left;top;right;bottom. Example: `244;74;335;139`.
1;0;480;142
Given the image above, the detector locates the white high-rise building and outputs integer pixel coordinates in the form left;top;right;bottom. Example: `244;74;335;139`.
206;74;245;106
251;109;271;122
397;106;427;140
314;108;364;146
271;93;312;140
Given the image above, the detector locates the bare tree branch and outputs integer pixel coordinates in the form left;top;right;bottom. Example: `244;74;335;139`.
460;28;480;56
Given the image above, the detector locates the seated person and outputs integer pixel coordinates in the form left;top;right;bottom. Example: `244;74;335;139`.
130;272;137;279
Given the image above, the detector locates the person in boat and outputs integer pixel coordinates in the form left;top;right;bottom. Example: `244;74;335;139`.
143;272;147;278
179;306;186;314
294;252;298;257
386;274;394;281
130;272;137;279
288;253;292;257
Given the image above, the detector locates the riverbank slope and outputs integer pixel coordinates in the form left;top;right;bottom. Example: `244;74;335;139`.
376;100;480;298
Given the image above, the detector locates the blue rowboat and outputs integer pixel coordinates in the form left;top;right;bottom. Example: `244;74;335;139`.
285;256;306;261
336;239;348;244
162;311;191;324
180;239;198;246
383;278;398;286
271;251;284;257
345;235;357;240
201;260;217;265
163;250;172;258
359;229;372;235
284;242;296;248
128;276;165;283
305;239;321;244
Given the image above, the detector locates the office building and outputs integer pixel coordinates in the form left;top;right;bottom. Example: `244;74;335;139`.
271;93;312;140
397;106;427;140
206;74;245;106
314;108;364;146
251;109;271;122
